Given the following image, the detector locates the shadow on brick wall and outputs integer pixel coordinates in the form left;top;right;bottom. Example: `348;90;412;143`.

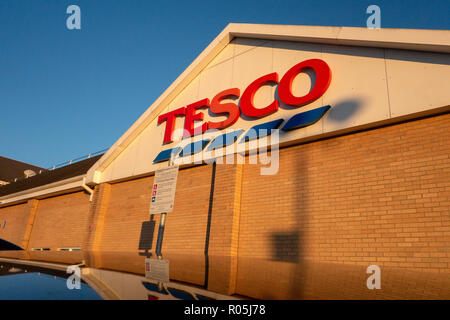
138;216;156;258
270;232;299;263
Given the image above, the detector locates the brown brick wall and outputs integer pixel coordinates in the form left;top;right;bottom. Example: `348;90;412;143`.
92;165;213;286
1;112;448;299
0;202;30;251
207;163;243;294
83;182;111;267
236;113;450;299
27;191;90;251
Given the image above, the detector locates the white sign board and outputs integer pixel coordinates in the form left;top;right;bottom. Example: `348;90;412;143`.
150;166;179;215
145;258;170;283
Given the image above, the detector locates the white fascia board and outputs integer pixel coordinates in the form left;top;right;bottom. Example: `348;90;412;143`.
0;175;86;206
228;24;450;53
85;23;450;184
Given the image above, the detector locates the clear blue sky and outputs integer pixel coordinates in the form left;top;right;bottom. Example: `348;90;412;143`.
1;0;449;168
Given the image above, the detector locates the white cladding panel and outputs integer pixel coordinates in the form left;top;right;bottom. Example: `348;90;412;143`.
99;37;450;183
322;44;390;132
385;49;450;117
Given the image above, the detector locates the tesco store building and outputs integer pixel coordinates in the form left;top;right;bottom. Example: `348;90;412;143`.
0;24;449;299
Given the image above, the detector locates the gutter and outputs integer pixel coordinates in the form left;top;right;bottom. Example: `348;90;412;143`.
0;175;91;206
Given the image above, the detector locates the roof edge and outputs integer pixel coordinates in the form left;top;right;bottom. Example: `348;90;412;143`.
0;175;86;206
228;23;450;53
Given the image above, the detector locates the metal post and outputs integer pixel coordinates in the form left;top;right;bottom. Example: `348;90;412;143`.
156;152;171;260
156;160;171;291
155;212;166;258
155;212;166;291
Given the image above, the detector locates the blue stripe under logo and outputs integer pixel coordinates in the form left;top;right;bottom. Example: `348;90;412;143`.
281;105;330;131
179;139;211;157
153;147;182;163
239;119;284;143
206;130;244;151
153;105;331;163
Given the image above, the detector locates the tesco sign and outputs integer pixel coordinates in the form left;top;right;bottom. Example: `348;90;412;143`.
157;59;332;145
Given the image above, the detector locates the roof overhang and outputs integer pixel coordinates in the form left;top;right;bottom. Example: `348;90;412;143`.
0;175;86;207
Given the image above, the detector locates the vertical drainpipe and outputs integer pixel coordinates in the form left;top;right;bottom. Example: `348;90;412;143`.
203;162;217;289
81;177;94;201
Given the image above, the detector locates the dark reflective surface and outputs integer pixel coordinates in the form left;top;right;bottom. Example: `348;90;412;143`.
0;262;102;300
0;238;23;251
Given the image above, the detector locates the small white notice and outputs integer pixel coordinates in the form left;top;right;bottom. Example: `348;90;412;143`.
150;166;179;215
145;258;170;283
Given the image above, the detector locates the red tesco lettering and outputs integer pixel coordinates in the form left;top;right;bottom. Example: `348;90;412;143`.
158;58;331;144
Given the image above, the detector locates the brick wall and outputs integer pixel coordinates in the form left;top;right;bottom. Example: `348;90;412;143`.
236;113;450;299
1;112;448;299
27;192;90;252
91;165;213;286
207;163;243;294
0;202;30;255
